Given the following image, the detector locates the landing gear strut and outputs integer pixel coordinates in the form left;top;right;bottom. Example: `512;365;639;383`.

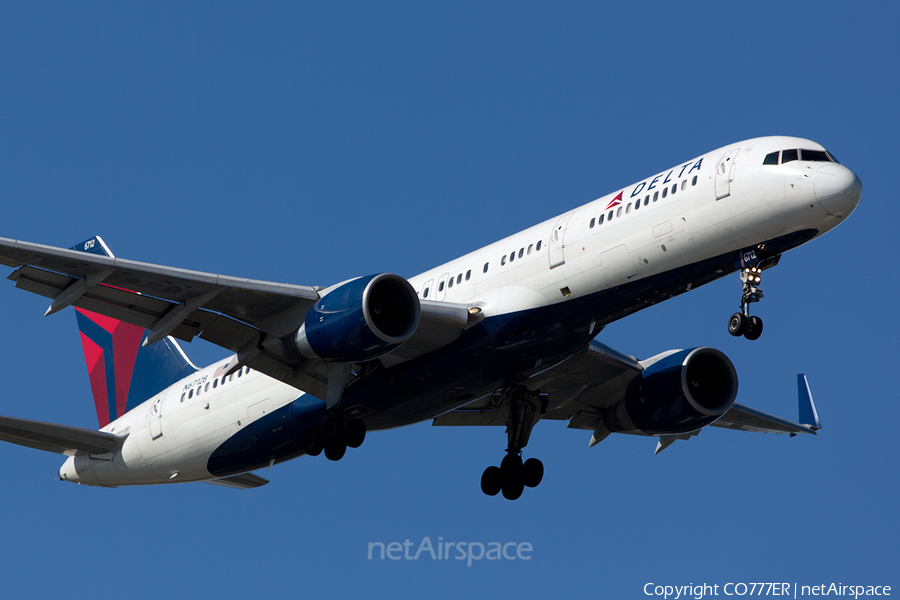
728;265;764;341
480;386;545;500
303;411;367;462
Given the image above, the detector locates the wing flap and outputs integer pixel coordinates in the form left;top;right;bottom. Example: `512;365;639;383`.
0;415;122;456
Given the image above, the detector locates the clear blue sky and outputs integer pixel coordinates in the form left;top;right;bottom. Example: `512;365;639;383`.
0;3;895;598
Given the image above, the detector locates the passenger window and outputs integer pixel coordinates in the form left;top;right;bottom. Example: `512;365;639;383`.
536;240;542;251
692;175;698;186
221;376;226;385
607;210;613;221
189;389;194;399
181;392;186;402
465;270;471;281
509;251;515;263
518;248;524;259
456;274;462;284
213;379;218;389
671;184;677;195
423;287;429;298
634;199;641;211
439;281;445;291
205;383;210;392
662;187;668;198
681;180;687;191
448;277;453;288
616;207;623;217
589;217;595;228
237;369;243;378
763;151;779;165
626;203;632;214
653;191;659;202
501;256;507;266
483;262;489;273
599;214;605;225
527;244;533;254
782;149;798;163
644;195;649;206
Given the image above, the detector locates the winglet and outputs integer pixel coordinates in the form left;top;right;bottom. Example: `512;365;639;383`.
797;374;821;431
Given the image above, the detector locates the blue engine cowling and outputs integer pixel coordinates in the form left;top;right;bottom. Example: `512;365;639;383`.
603;347;738;435
284;273;421;363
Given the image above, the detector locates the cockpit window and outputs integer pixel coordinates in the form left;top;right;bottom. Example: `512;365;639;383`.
766;148;838;166
800;149;831;162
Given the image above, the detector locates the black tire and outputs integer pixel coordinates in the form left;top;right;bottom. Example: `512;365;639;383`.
744;316;763;341
345;419;366;449
523;458;544;488
728;312;747;336
324;441;346;461
501;480;524;500
322;413;344;442
500;453;523;485
303;427;324;457
481;466;502;496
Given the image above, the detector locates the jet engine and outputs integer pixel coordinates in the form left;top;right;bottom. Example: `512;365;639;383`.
603;347;738;435
284;273;420;363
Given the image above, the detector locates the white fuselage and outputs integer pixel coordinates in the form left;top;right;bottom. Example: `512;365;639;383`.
59;136;861;486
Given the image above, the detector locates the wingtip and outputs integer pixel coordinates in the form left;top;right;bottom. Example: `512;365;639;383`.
797;374;822;431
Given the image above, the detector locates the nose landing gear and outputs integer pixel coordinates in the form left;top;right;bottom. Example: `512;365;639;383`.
728;266;764;340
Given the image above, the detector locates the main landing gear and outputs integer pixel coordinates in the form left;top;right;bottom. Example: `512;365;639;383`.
303;411;366;462
728;265;764;341
480;386;546;500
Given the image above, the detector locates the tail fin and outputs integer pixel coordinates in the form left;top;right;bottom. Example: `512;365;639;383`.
70;237;199;427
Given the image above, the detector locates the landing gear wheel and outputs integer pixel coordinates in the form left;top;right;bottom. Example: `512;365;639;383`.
324;441;347;461
500;453;523;485
303;427;324;457
501;480;525;501
523;458;544;488
744;316;763;341
322;413;345;442
481;466;502;496
728;312;747;337
344;419;366;449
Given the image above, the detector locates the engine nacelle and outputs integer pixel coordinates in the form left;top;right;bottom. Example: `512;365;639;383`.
603;347;738;435
284;273;420;363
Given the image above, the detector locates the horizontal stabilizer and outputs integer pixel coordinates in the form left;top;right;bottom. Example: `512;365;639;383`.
0;415;122;456
203;472;269;489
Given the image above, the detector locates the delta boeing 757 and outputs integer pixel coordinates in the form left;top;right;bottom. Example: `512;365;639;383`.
0;136;860;499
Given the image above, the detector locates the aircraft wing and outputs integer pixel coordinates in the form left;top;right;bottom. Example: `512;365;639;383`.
433;339;644;427
435;342;821;443
0;237;480;399
0;415;123;456
710;374;821;435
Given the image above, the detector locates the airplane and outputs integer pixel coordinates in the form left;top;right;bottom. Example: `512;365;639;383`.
0;136;860;499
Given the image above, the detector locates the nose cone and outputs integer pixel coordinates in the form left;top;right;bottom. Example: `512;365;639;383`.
815;163;862;217
59;456;80;484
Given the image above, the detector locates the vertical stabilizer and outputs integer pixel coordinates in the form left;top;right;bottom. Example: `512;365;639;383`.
70;237;199;427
